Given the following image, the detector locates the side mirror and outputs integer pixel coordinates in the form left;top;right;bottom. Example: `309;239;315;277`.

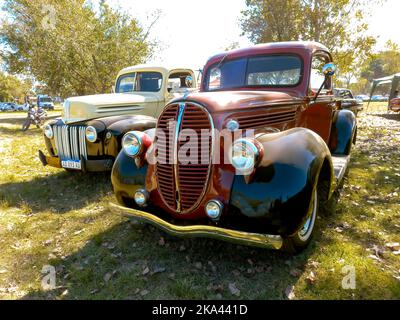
313;63;337;102
185;75;193;88
322;63;337;77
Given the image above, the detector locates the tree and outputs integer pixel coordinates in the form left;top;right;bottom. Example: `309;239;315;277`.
0;0;158;97
240;0;381;83
357;41;400;94
0;72;32;102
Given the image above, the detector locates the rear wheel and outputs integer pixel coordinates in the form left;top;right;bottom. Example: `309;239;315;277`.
282;188;318;253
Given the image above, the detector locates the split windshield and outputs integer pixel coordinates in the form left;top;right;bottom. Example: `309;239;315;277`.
116;72;163;93
205;55;302;91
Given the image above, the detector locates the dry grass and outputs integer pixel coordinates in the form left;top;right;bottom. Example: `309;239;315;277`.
0;102;399;300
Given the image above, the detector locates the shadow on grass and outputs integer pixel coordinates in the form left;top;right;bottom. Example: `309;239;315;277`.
374;112;400;122
0;114;60;126
0;171;111;214
19;215;322;300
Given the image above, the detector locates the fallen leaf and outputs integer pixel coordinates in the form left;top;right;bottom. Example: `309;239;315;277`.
284;285;295;300
228;283;240;297
385;243;400;251
142;267;150;275
306;271;316;284
104;272;113;282
158;237;165;246
140;289;149;296
194;262;202;270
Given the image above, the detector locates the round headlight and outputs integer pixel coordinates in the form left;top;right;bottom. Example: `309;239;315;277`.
85;126;97;143
226;119;240;132
134;189;149;207
231;139;260;173
205;200;223;220
122;132;142;157
44;124;53;139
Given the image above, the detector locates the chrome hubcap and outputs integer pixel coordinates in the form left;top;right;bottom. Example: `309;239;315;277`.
298;190;317;241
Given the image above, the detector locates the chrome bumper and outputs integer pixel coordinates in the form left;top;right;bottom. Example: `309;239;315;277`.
38;150;113;172
109;203;283;250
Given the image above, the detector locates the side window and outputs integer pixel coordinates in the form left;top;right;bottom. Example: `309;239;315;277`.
310;54;331;93
168;72;193;92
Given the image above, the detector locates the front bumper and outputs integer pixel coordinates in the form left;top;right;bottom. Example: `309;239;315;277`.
109;202;283;250
38;150;113;172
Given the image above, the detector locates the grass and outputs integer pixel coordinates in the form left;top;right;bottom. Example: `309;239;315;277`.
0;102;399;300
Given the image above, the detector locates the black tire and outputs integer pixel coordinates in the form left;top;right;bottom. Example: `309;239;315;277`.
22;119;31;131
281;188;318;254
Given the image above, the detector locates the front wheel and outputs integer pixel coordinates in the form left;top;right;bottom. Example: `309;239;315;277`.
22;119;31;131
282;188;318;253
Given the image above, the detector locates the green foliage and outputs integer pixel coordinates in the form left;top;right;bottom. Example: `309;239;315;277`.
0;72;32;102
240;0;381;84
0;0;157;97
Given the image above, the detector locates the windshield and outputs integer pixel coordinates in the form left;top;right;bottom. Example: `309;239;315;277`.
116;72;163;93
205;55;302;91
39;97;52;103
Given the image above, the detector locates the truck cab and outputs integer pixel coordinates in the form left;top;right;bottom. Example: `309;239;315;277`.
39;65;197;172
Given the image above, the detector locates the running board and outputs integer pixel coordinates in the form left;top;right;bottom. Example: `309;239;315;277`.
332;155;350;184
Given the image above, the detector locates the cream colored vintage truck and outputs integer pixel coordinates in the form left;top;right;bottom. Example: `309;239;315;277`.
39;65;197;172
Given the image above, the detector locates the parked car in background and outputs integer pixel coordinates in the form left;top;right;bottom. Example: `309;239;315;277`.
39;64;198;173
37;95;55;110
371;95;385;102
111;42;357;253
333;88;363;116
355;94;370;102
0;102;18;112
389;98;400;112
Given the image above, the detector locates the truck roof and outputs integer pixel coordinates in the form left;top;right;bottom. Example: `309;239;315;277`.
118;64;195;76
207;41;330;64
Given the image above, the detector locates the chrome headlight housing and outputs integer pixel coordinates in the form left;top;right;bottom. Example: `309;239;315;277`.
43;124;53;139
85;126;97;143
231;138;261;173
205;200;223;220
122;131;142;157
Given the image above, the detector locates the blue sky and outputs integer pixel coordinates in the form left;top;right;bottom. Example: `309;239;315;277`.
1;0;399;70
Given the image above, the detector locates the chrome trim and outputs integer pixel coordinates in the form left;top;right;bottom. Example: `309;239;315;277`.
174;103;186;212
205;199;224;221
110;202;283;250
53;124;87;162
177;102;214;214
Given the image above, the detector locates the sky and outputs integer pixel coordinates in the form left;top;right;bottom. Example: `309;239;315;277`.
0;0;399;70
108;0;400;69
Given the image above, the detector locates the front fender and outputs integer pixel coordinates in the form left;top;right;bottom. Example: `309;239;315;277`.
329;109;357;155
230;128;334;236
111;150;148;206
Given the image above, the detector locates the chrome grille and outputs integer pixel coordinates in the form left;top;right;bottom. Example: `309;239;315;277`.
236;108;297;129
53;125;87;161
156;103;212;213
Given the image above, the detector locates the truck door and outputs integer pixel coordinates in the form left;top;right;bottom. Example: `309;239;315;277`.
302;53;336;143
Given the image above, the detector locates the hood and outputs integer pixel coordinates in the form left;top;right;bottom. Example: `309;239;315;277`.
176;91;303;113
63;92;159;124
